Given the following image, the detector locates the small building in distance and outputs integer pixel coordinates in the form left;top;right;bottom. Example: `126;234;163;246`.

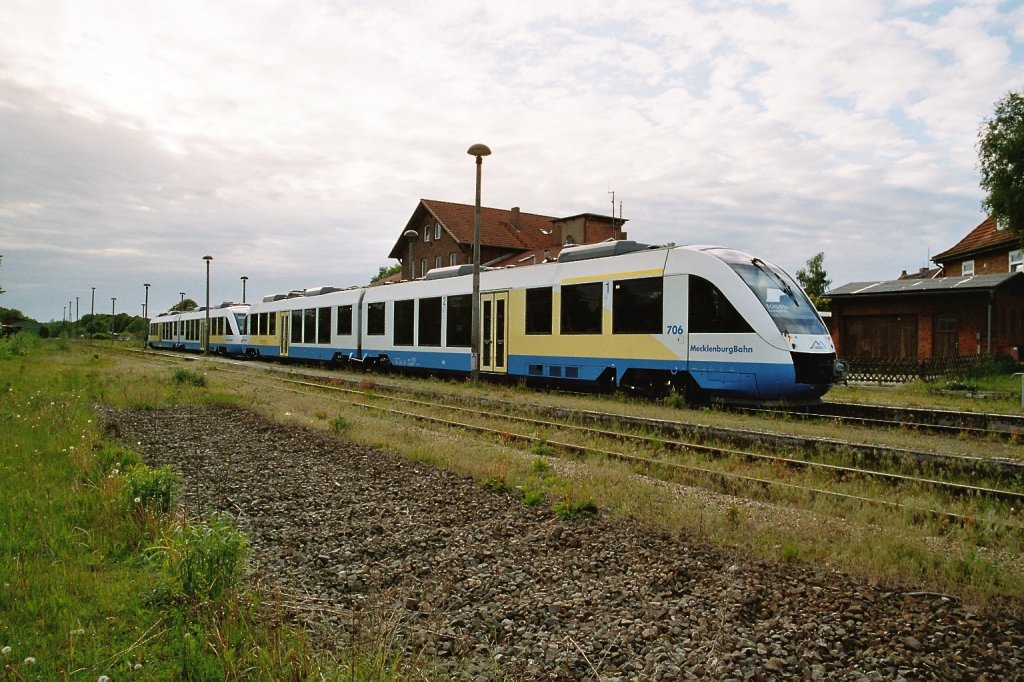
828;217;1024;362
387;199;627;281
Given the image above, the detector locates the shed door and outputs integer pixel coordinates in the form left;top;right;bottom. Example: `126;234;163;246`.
934;316;958;357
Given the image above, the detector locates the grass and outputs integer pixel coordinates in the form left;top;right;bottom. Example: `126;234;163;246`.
0;338;418;680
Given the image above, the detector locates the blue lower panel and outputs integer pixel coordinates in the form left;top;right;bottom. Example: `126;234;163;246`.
378;349;472;373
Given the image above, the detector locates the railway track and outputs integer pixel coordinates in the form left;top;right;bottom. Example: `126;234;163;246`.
737;401;1024;441
129;349;1024;533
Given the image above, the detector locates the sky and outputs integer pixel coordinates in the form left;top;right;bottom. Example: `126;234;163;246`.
1;0;1022;322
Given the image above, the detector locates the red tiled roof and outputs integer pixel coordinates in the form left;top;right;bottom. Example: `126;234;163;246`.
932;217;1021;263
388;199;558;259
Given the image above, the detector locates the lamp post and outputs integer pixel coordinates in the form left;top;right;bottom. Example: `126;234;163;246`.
110;297;116;339
143;283;150;319
203;256;212;355
403;229;418;280
467;143;491;384
240;275;248;304
180;292;186;303
90;287;95;317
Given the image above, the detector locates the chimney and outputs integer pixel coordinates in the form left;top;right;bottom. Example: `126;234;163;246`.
510;206;520;232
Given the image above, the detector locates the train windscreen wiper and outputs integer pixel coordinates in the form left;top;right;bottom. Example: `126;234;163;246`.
751;257;798;307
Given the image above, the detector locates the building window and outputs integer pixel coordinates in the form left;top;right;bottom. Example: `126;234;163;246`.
1010;250;1023;273
525;287;552;334
421;258;427;275
446;294;471;346
367;302;385;335
419;297;442;346
613;277;663;334
394;299;414;345
689;276;753;333
337;305;353;335
450;253;457;266
962;260;975;277
435;256;442;270
423;225;431;242
561;282;603;334
435;223;441;240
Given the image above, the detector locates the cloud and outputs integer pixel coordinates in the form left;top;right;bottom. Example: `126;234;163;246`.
0;0;1019;319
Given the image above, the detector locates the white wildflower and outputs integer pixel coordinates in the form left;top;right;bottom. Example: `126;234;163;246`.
1;646;10;655
99;676;110;682
134;497;142;504
134;663;142;670
24;657;35;665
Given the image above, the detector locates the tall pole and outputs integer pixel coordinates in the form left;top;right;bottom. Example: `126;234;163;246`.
403;230;418;280
467;143;491;384
90;287;95;317
143;283;150;319
203;256;212;355
110;297;116;338
240;275;248;304
75;297;79;323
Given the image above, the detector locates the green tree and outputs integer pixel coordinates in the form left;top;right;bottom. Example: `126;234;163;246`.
978;91;1024;235
371;262;402;283
796;252;831;312
169;298;198;312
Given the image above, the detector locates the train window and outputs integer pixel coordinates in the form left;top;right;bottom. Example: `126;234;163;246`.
394;299;414;346
613;278;662;334
317;307;331;344
525;287;552;334
367;302;386;335
269;313;276;336
303;309;317;343
291;310;303;343
689;276;753;333
561;282;602;334
418;297;442;346
337;305;353;335
446;294;471;347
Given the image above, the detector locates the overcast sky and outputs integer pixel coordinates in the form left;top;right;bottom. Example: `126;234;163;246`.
1;0;1021;322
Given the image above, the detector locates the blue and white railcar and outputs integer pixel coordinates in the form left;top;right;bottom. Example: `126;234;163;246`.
242;287;365;362
348;240;841;402
148;303;249;355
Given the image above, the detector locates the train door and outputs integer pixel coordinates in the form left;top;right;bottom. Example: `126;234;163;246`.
480;292;509;374
278;311;290;357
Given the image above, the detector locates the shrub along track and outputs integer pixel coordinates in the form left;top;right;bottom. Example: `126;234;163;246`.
106;402;1024;681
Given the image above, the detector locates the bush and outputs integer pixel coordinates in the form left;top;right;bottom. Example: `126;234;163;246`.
331;416;351;436
552;498;597;520
124;465;181;512
172;368;207;388
163;512;248;602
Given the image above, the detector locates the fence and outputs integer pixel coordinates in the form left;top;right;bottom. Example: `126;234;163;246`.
843;355;982;383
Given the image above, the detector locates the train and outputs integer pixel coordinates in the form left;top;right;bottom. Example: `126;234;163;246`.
148;240;846;403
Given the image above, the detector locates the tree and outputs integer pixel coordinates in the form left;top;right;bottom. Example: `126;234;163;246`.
978;90;1024;235
796;252;832;311
371;262;402;283
169;298;198;312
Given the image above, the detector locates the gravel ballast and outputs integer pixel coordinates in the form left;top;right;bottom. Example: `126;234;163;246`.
108;405;1023;680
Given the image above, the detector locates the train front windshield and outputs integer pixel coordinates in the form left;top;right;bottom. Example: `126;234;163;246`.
708;249;828;336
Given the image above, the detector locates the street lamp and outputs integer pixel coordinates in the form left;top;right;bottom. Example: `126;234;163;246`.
240;275;248;304
467;143;491;383
90;287;96;317
179;291;186;303
143;283;150;319
403;229;418;280
203;256;212;355
110;297;116;338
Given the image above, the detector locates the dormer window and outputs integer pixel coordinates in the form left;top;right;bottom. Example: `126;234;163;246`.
423;225;431;242
961;259;975;277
